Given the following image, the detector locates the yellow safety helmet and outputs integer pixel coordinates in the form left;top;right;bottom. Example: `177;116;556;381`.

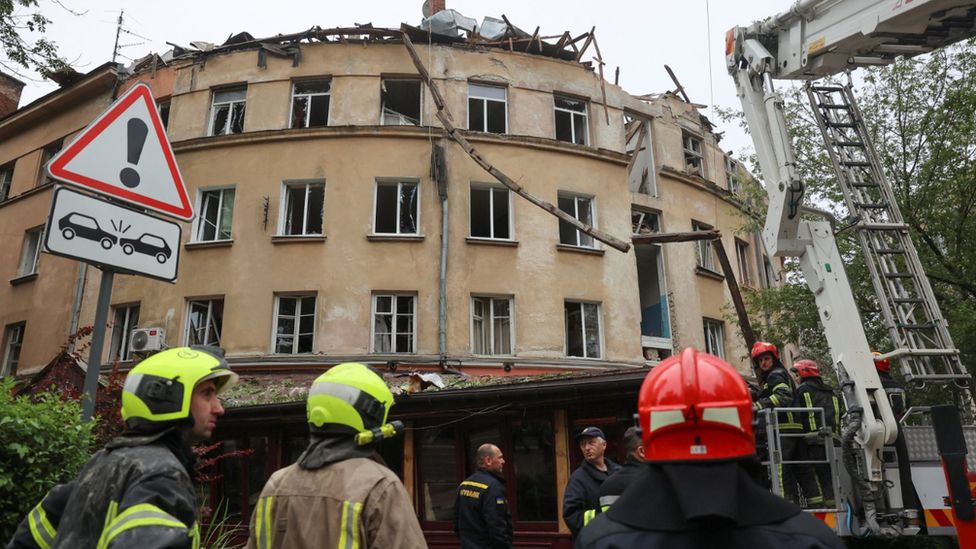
121;346;238;429
307;363;393;434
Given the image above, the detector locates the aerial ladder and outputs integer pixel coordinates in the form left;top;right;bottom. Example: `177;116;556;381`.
726;0;976;538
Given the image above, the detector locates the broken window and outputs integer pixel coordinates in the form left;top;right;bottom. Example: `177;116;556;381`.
735;238;752;286
210;87;246;135
291;80;330;128
381;78;421;126
374;180;419;235
468;83;507;134
634;209;671;352
195;187;236;242
472;296;513;355
682;131;704;177
1;322;25;377
109;304;140;362
565;301;601;358
37;139;63;186
0;161;13;201
631;209;660;235
692;221;716;272
558;193;595;248
157;100;171;129
281;181;324;236
725;155;740;194
625;112;657;195
703;318;725;359
469;184;511;239
274;294;316;354
17;226;43;277
186;299;224;347
554;94;588;145
372;294;415;353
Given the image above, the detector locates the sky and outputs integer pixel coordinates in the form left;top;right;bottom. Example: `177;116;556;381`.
20;0;794;157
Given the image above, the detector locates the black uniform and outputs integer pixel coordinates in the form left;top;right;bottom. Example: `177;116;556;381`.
562;459;620;538
795;377;843;503
6;428;200;549
878;369;923;526
878;370;908;420
597;457;645;509
754;364;823;506
576;460;844;549
6;482;75;549
454;469;513;549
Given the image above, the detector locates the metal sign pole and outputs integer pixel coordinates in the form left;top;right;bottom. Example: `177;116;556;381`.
81;269;114;422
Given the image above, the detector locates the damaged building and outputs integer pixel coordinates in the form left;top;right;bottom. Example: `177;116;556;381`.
0;4;778;546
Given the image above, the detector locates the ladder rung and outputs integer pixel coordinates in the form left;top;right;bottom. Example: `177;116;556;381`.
858;223;908;231
898;323;937;330
893;298;925;304
851;181;879;188
874;248;905;254
820;104;851;110
884;272;914;279
842;161;873;167
826;122;857;129
896;349;959;357
855;202;889;210
811;86;845;93
835;141;864;147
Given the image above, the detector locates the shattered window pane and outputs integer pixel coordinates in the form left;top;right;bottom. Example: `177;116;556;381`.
554;95;588;145
558;194;595;248
373;294;415;353
565;301;601;358
468;83;507;133
399;184;418;234
196;188;235;242
683;131;704;177
210;87;247;135
631;209;660;235
703;319;725;359
382;79;421;126
274;295;315;354
282;182;325;235
583;303;601;358
292;80;330;128
565;302;583;357
187;299;223;347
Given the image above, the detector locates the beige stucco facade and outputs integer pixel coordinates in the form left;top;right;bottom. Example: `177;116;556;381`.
0;36;771;378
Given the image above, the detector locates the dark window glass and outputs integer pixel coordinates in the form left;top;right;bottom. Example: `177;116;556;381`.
419;426;458;521
565;302;584;357
375;184;398;233
492;188;510;239
382;79;421;125
470;187;491;237
512;416;557;521
468;98;485;132
558;196;577;245
486;100;506;133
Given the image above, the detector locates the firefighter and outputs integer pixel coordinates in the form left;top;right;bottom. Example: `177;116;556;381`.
596;426;646;511
873;352;908;420
247;362;425;549
750;341;823;506
562;427;620;539
791;359;842;507
576;347;844;548
454;443;513;549
6;346;237;549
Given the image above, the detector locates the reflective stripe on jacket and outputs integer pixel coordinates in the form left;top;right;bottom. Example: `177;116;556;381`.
753;368;802;431
248;456;426;549
453;469;512;549
795;378;843;438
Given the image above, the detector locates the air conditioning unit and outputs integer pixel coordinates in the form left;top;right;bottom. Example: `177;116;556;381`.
130;328;166;353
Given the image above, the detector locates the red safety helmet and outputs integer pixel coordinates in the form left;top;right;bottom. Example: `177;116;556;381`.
872;351;891;373
750;341;780;361
637;347;754;462
791;359;821;379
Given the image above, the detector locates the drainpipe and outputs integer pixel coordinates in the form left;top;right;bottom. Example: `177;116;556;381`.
433;139;449;363
67;263;88;353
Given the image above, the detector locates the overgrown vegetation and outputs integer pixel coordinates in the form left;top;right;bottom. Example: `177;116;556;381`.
0;378;93;541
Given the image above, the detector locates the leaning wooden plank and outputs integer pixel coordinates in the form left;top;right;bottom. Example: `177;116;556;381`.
402;33;631;253
591;33;610;125
713;238;756;348
631;230;719;244
575;28;596;62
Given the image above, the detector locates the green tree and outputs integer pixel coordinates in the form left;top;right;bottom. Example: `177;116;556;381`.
0;378;93;541
0;0;70;78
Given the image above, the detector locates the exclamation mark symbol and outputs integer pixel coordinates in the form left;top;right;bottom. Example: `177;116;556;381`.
120;118;148;188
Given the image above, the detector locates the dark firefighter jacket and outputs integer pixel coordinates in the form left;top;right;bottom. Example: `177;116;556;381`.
753;366;802;433
878;370;908;420
575;460;844;549
6;482;75;549
794;378;843;438
454;469;513;549
563;459;620;538
596;457;646;509
6;427;199;549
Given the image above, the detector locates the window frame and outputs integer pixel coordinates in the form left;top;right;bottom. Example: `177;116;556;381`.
470;295;515;356
272;293;317;354
380;77;422;126
372;179;421;236
109;304;140;362
209;86;247;136
468;183;513;241
0;161;14;201
290;78;332;129
703;318;726;359
194;186;236;242
467;82;508;134
564;300;603;359
692;221;717;272
1;322;25;377
557;192;597;249
37;139;63;187
735;238;752;286
682;131;704;178
725;155;740;194
278;179;326;236
370;292;417;354
185;298;225;347
553;94;589;146
17;226;44;277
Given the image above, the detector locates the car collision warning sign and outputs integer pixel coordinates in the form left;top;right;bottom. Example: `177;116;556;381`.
45;186;181;281
46;82;194;221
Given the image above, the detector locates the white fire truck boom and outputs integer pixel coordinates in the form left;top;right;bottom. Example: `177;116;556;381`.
727;0;976;536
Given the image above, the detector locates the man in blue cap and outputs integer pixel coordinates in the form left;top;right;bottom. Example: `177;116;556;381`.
562;426;620;538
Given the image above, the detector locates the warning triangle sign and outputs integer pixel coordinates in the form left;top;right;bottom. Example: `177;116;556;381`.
47;82;194;221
